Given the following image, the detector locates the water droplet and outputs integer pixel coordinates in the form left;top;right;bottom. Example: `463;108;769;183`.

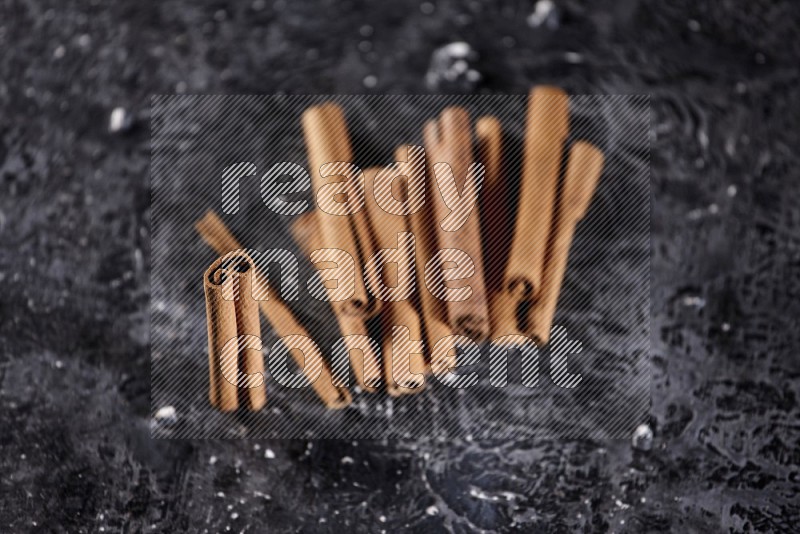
154;406;177;423
363;75;378;88
632;424;653;451
108;107;132;133
681;295;706;308
426;42;480;91
527;0;559;29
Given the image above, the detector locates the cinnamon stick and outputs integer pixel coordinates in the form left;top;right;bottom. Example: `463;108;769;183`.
528;142;604;343
196;211;351;409
301;103;381;319
204;256;242;412
423;108;490;342
362;166;426;395
231;254;267;411
203;252;267;411
504;86;570;330
400;145;458;376
289;211;383;391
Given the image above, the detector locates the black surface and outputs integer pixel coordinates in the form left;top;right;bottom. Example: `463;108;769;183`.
1;0;799;532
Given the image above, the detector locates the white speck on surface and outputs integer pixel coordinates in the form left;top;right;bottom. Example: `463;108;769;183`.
363;75;378;88
78;34;91;47
209;456;218;465
563;51;583;64
379;515;386;522
708;203;719;214
426;505;439;516
264;448;275;459
721;322;731;332
426;41;479;89
632;424;654;451
697;129;709;149
445;42;470;57
681;295;706;309
527;0;558;29
154;406;177;421
230;512;238;520
687;19;701;32
108;107;130;133
727;185;737;197
53;45;66;59
341;456;354;464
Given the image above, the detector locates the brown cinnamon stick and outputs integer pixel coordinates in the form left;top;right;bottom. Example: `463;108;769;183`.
203;253;267;411
528;142;604;343
504;87;570;330
196;211;351;409
362;166;426;395
301;103;381;319
289;211;383;391
204;256;242;412
423;108;490;342
231;254;267;411
400;145;458;376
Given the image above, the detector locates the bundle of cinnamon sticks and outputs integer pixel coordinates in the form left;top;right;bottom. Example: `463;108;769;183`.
197;86;604;411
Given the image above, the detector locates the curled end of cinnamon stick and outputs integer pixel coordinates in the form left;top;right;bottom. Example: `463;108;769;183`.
507;277;534;301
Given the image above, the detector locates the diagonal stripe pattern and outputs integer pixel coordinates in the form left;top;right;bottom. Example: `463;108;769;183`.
151;94;650;439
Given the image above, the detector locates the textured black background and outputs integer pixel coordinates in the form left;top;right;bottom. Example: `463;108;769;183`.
1;0;799;532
